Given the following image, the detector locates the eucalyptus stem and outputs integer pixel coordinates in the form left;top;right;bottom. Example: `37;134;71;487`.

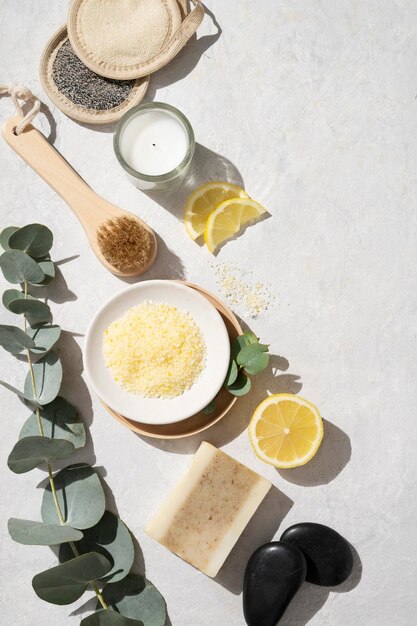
22;281;108;611
68;541;109;610
46;464;65;525
91;583;109;611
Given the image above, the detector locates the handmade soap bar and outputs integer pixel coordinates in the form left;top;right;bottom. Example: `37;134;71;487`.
145;442;271;577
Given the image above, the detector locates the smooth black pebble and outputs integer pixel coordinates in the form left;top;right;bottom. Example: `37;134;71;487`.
243;541;307;626
280;522;353;586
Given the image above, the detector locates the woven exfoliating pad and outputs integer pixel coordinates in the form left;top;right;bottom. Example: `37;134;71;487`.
40;26;149;125
67;0;204;80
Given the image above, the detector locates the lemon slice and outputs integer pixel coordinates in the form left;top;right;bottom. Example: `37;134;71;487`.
248;394;324;469
204;198;267;253
184;182;248;240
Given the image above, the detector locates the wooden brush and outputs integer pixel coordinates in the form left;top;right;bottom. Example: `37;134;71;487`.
2;116;157;277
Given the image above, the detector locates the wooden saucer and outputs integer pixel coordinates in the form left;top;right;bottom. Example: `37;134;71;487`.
101;282;242;439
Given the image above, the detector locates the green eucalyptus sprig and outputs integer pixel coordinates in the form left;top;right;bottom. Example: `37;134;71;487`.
203;331;270;414
225;330;270;396
0;224;166;626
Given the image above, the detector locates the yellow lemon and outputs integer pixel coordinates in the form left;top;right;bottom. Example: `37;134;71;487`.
248;394;324;469
204;198;267;253
184;181;248;240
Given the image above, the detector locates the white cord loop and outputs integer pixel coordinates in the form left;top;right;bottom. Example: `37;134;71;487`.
0;84;40;134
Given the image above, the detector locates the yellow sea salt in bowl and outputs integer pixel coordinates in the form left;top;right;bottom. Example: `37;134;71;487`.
103;301;206;399
84;281;230;425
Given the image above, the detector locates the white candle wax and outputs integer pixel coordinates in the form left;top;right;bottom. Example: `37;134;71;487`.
119;109;189;176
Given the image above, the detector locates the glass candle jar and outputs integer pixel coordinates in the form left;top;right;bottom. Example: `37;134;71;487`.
114;102;195;191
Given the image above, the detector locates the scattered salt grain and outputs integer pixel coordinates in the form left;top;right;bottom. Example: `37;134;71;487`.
211;262;273;318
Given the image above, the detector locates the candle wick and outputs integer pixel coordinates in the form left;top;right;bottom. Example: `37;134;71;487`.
152;143;156;147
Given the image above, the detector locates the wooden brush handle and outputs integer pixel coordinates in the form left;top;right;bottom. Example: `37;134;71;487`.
2;116;100;221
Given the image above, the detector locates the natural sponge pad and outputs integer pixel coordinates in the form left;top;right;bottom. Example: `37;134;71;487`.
68;0;181;78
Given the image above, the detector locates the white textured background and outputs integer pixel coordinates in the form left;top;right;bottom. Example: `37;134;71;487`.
1;1;417;624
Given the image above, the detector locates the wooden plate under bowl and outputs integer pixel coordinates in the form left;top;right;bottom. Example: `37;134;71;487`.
101;281;242;439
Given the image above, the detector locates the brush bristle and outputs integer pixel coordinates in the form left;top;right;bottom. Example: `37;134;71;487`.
97;216;151;272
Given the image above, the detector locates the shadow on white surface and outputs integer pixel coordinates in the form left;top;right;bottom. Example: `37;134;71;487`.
93;473;148;578
146;4;222;101
55;255;81;265
118;233;186;285
279;544;362;626
278;420;351;487
143;142;246;219
39;101;57;144
215;485;294;595
69;596;98;618
58;331;96;466
30;265;78;303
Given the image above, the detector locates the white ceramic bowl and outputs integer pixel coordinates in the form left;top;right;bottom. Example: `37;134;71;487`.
84;280;230;425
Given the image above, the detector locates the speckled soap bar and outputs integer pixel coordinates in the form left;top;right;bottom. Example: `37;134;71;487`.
145;442;271;577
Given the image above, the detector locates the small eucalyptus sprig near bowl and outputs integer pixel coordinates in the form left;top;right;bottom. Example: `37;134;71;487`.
0;223;166;626
226;330;270;395
204;331;270;414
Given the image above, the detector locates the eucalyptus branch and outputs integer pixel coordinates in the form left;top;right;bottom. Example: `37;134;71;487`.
0;224;166;626
22;278;108;610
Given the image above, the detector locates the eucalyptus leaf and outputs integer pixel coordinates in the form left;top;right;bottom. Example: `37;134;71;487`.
242;351;269;376
24;351;63;405
42;464;106;530
236;342;268;364
0;324;35;354
8;518;83;545
101;575;167;626
236;343;269;375
27;324;61;355
226;371;252;396
19;396;86;449
81;610;143;626
224;359;238;386
36;259;55;285
7;436;75;474
242;330;259;345
32;552;111;605
202;401;216;415
0;226;19;250
231;331;261;361
60;511;134;583
4;290;51;325
9;224;53;259
230;334;250;361
2;288;25;309
0;250;45;284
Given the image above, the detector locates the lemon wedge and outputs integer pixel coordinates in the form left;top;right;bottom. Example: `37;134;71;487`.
248;394;324;469
204;198;267;253
184;182;248;240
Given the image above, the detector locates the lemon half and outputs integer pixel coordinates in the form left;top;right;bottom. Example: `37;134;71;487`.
248;394;324;469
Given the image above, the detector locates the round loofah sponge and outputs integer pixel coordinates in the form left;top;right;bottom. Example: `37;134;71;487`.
67;0;204;79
